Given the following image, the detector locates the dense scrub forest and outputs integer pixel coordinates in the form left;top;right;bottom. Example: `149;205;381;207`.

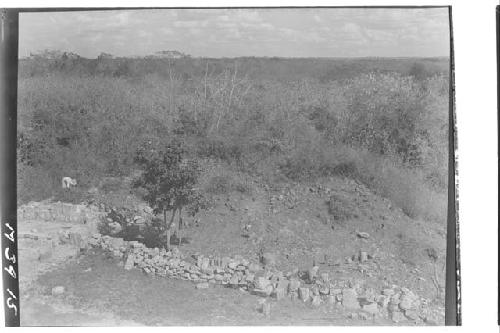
17;52;449;222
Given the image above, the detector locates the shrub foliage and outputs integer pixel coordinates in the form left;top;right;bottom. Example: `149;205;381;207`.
133;141;202;249
17;54;449;222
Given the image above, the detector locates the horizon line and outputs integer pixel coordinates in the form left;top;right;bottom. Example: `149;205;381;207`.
20;52;451;60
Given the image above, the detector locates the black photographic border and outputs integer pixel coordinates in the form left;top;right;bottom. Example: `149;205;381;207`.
0;6;459;326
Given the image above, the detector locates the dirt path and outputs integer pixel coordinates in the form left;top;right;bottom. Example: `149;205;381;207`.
22;298;142;326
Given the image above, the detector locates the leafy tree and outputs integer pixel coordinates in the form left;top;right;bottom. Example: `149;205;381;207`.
133;141;202;250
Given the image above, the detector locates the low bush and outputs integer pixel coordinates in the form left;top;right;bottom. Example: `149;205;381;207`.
205;176;231;195
337;148;447;222
277;142;447;222
326;193;358;223
197;137;244;163
204;170;253;195
17;163;57;204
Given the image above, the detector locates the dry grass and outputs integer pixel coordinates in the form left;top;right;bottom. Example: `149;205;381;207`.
329;147;447;222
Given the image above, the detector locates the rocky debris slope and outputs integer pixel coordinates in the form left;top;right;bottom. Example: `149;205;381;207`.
17;185;445;326
91;234;443;325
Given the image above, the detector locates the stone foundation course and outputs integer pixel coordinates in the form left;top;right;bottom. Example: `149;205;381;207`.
18;201;105;231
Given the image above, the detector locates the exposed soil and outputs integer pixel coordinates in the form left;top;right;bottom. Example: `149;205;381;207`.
19;175;446;326
25;250;398;326
178;176;446;303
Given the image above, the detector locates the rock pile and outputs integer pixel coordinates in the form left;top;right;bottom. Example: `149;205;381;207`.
345;251;375;264
98;204;153;237
91;234;431;323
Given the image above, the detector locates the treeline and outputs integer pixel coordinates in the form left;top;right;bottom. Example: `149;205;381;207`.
19;54;449;83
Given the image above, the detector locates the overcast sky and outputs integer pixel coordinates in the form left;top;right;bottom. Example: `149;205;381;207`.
19;8;450;58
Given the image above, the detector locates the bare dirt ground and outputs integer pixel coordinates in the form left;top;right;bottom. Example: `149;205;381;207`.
24;250;396;326
19;175;446;326
178;176;447;304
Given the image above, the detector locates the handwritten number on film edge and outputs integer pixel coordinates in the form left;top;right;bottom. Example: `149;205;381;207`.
4;222;18;317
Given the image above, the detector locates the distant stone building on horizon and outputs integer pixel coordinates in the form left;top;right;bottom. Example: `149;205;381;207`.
147;50;190;59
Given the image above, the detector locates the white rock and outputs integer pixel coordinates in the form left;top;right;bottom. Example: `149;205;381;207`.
382;288;395;296
362;302;379;315
356;231;370;239
342;288;360;309
308;266;319;281
255;276;271;290
288;278;301;292
274;287;286;301
51;286;65;296
261;252;277;267
311;295;322;307
124;255;135;270
298;287;310;302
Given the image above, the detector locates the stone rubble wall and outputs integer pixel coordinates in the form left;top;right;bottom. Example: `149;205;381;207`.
17;201;108;290
16;200;441;324
92;234;438;324
18;201;105;233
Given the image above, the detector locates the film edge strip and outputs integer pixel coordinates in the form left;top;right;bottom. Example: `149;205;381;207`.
445;5;460;326
1;8;20;327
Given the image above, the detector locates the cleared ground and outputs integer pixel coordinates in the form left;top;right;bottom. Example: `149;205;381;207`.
19;175;445;326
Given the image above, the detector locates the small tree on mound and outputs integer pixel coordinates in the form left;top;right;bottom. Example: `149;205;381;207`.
133;141;202;250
